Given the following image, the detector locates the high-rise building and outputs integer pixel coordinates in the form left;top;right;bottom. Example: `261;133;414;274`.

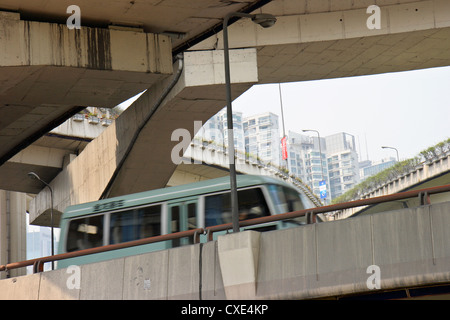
287;131;329;203
243;112;281;166
325;132;360;199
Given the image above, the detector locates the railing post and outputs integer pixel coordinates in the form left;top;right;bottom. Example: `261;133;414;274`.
206;229;213;242
193;229;204;244
306;212;315;224
419;192;431;205
33;260;44;273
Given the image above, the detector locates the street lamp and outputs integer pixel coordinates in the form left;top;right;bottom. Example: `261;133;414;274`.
28;172;54;270
223;12;277;233
381;146;400;162
302;129;326;202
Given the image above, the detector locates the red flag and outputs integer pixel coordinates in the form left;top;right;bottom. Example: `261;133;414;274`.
281;136;288;160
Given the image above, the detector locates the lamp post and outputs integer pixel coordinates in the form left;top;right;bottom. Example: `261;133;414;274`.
28;172;54;270
303;129;326;202
223;12;276;233
381;146;400;162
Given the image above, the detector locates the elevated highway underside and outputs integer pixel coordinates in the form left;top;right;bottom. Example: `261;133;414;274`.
0;10;173;166
68;0;450;202
0;0;268;166
1;0;450;226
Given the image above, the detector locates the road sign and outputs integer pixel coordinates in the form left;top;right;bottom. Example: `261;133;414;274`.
319;180;327;199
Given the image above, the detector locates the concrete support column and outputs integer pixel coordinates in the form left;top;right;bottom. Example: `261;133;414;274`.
217;231;261;299
0;190;27;279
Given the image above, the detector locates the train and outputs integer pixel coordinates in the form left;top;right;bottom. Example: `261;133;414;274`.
57;175;315;268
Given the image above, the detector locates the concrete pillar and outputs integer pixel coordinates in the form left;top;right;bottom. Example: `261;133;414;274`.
217;231;260;299
0;190;27;279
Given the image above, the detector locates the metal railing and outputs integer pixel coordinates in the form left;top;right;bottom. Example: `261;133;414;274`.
2;183;450;274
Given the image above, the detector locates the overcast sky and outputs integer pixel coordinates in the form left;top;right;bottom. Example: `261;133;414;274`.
232;66;450;163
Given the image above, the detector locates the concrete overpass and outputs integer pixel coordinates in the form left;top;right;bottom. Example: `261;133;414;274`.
1;197;450;300
19;0;450;228
1;0;450;295
0;0;269;174
333;151;450;219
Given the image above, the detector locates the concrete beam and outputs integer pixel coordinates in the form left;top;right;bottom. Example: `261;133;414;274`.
0;11;172;107
29;48;258;226
0;11;172;72
0;146;66;194
195;0;450;50
0;113;112;194
0;11;172;167
0;0;265;51
192;0;450;83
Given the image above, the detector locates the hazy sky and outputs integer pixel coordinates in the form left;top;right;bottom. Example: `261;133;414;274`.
232;66;450;162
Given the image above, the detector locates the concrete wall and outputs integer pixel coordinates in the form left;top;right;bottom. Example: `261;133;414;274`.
0;242;225;300
2;201;450;299
256;201;450;299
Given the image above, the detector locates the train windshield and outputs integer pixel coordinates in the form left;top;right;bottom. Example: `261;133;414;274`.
204;187;270;227
267;184;306;214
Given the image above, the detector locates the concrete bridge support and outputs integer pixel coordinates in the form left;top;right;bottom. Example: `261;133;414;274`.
0;191;27;279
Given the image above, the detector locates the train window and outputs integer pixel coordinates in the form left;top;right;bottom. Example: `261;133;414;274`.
66;215;104;252
139;205;161;238
187;203;196;230
268;185;305;213
109;205;161;245
283;187;305;212
170;202;197;246
204;188;270;227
